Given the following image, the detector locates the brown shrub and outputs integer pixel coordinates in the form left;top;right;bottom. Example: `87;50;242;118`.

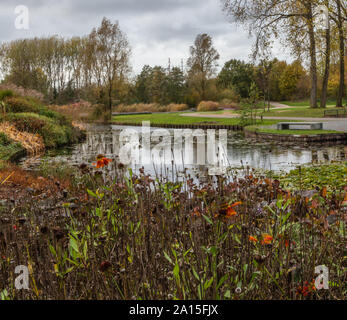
0;122;45;155
167;104;189;112
115;103;188;113
219;99;239;109
0;83;44;102
11;116;46;133
50;100;93;120
197;101;221;112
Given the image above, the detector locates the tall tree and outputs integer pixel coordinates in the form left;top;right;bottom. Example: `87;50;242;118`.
330;0;345;107
187;34;220;101
167;67;186;103
255;58;274;111
320;1;331;108
221;0;321;108
88;18;131;112
218;59;254;98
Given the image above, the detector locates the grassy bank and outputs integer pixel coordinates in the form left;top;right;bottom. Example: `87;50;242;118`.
245;125;339;135
0;90;84;162
279;99;347;107
262;105;347;118
113;112;281;127
0;133;25;162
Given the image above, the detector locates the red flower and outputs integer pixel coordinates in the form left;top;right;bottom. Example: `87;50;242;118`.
261;234;273;245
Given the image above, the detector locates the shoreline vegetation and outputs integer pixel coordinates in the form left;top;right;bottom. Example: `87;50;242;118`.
0;87;85;166
0;157;346;300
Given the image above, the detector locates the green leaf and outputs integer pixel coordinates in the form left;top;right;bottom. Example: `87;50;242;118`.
69;237;79;254
173;263;179;279
202;214;213;225
87;189;98;198
163;251;173;265
204;277;214;290
234;234;241;245
192;267;200;281
217;274;228;290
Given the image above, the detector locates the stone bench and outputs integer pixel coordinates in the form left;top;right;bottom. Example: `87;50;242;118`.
277;122;323;130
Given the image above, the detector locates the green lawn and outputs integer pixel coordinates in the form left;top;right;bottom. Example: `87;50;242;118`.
245;124;340;135
280;99;347;107
113;112;283;127
261;105;347;118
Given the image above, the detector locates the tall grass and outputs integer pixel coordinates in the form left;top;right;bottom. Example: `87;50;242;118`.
115;103;189;113
0;122;44;155
197;101;221;112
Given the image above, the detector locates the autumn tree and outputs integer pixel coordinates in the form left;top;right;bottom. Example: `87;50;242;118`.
88;18;131;113
255;58;274;111
187;34;220;101
330;0;346;107
221;0;322;108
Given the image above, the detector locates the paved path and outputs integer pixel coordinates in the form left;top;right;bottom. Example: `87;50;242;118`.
269;102;293;109
180;113;347;132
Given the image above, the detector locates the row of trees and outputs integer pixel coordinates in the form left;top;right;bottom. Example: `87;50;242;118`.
221;0;346;108
0;18;131;110
0;8;344;109
133;65;185;105
132;34;311;107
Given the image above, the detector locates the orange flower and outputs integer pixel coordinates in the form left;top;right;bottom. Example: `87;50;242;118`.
92;155;112;168
249;236;258;243
231;201;242;207
321;187;327;198
261;234;273;245
192;207;201;217
226;201;242;218
226;206;237;218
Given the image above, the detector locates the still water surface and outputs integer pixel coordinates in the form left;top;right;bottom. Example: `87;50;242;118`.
20;124;347;176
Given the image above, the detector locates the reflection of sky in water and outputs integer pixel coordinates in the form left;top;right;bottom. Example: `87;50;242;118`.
21;124;347;176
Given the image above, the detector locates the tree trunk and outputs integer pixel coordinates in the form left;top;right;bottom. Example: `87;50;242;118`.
108;84;112;113
336;0;345;107
307;5;318;108
320;26;331;109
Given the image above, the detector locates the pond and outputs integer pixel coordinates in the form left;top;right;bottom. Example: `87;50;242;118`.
20;124;347;177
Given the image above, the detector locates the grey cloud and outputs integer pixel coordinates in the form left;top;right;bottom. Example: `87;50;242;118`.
0;0;285;73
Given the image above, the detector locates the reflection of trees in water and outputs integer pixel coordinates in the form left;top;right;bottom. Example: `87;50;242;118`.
311;147;345;163
79;130;120;158
48;127;347;175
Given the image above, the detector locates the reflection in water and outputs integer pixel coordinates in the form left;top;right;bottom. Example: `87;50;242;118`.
21;124;347;177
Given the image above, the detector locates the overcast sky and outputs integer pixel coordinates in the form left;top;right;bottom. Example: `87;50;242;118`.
0;0;289;75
